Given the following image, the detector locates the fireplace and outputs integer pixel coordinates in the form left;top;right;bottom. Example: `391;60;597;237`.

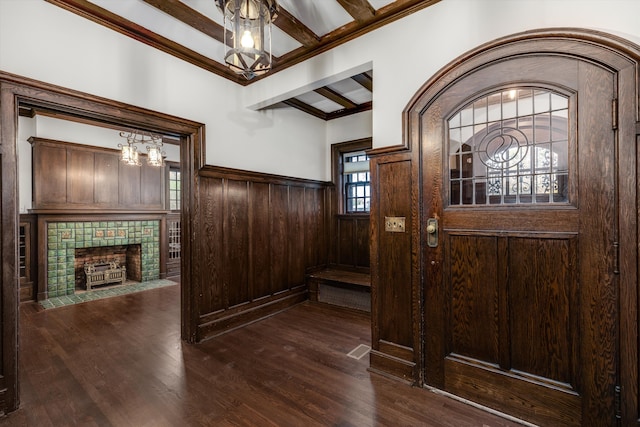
45;219;160;298
74;244;142;289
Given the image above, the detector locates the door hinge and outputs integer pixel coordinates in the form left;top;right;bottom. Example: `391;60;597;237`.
615;384;622;425
612;98;618;130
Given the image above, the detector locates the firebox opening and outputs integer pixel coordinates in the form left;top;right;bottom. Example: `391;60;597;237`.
74;244;142;290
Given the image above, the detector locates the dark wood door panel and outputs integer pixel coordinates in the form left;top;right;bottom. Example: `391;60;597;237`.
443;208;579;233
446;233;579;388
508;236;578;386
447;234;499;364
444;357;581;427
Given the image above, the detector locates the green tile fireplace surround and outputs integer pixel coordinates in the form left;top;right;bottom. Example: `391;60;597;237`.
47;220;160;298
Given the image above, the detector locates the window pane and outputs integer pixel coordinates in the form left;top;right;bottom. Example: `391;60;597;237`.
343;150;370;213
448;88;569;206
168;168;181;211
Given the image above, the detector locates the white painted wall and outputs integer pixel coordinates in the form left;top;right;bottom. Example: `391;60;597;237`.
3;0;640;183
0;0;328;180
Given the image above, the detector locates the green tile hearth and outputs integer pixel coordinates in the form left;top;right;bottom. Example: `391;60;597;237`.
39;279;177;309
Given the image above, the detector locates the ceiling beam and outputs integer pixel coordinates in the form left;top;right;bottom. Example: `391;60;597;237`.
314;87;358;109
282;99;327;120
336;0;376;23
273;7;320;47
327;101;372;120
141;0;227;43
351;73;373;92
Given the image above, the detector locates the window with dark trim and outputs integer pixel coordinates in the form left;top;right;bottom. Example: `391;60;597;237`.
332;138;372;215
168;166;181;211
343;151;370;213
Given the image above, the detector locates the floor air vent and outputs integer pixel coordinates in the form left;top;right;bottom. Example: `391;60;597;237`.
347;344;371;360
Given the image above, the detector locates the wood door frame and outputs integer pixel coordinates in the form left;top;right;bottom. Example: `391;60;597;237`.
0;71;205;413
401;29;640;424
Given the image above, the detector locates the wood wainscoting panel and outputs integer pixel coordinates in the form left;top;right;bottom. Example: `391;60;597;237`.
270;184;290;294
288;186;307;287
199;176;225;315
250;182;272;298
304;187;327;269
334;215;370;270
196;167;330;340
224;179;250;307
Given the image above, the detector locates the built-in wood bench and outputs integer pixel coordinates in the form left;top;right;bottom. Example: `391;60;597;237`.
306;267;371;312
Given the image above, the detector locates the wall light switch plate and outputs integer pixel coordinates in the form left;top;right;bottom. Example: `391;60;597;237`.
385;216;405;233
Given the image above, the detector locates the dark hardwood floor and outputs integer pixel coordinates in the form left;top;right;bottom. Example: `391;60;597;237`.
1;284;524;426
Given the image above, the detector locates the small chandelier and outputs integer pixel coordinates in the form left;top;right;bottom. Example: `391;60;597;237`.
215;0;278;80
118;130;166;167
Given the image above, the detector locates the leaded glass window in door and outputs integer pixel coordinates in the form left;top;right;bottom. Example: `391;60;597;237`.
448;89;569;205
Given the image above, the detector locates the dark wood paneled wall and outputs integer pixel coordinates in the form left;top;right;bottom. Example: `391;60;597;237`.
30;137;165;211
332;215;370;270
195;166;330;340
368;152;417;381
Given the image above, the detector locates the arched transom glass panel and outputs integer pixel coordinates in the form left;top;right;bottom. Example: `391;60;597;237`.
448;88;569;205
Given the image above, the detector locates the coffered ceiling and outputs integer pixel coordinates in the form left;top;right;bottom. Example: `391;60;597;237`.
45;0;441;119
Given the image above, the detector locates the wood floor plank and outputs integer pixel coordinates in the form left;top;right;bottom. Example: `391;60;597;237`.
1;284;524;426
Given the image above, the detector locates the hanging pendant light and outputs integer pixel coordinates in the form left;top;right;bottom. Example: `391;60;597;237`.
215;0;278;80
118;130;166;167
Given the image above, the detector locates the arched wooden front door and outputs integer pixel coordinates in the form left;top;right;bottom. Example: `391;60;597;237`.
411;31;639;426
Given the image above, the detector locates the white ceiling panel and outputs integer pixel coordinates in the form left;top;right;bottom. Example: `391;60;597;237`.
368;0;397;10
295;92;344;113
327;79;372;104
179;0;224;25
277;0;353;37
270;26;303;57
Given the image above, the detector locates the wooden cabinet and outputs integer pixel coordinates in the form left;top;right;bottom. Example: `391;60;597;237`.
29;137;165;211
